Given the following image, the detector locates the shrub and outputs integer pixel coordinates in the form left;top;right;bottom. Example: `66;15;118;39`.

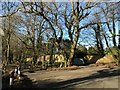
105;46;120;62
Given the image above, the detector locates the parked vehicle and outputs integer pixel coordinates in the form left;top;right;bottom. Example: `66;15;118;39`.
73;58;85;66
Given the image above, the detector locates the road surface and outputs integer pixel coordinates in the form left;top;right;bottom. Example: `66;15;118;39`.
24;66;120;89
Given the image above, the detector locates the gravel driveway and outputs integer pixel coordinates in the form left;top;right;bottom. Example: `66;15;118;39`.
24;66;120;89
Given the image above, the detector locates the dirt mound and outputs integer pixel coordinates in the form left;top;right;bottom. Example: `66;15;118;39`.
96;55;117;64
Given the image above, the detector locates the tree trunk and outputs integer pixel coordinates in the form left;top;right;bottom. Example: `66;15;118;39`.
67;43;74;67
112;20;116;46
95;28;101;53
32;14;37;66
7;10;11;64
33;50;37;66
101;25;112;53
67;28;79;67
49;44;54;67
99;37;104;55
97;24;104;55
67;3;80;67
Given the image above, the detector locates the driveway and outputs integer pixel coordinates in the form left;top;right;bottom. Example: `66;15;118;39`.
24;66;119;89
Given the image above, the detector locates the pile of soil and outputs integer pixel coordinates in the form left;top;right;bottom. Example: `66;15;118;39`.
96;55;117;64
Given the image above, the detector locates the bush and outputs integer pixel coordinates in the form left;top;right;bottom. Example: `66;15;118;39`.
29;66;35;73
53;62;60;67
53;62;64;67
75;45;87;58
105;46;120;62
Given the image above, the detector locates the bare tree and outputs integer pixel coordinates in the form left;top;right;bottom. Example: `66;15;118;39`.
91;24;104;55
99;2;119;47
1;2;20;64
18;11;46;66
21;2;65;66
21;2;110;67
63;2;98;66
